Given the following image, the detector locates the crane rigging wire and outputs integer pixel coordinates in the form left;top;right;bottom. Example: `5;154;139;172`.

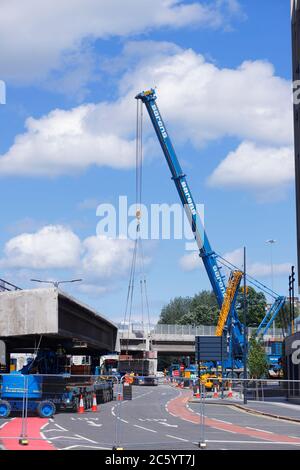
122;99;152;354
216;253;279;299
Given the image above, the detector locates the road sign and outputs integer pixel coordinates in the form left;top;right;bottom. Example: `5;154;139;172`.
195;336;228;362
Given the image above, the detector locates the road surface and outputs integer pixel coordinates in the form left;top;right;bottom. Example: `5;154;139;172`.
1;384;300;450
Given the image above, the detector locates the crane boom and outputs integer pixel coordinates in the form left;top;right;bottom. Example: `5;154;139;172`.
136;89;244;360
215;270;243;337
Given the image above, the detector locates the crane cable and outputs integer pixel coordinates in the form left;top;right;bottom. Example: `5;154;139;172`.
122;99;152;354
216;253;278;299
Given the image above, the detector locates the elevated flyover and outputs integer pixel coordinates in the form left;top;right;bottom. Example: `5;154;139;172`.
0;288;119;363
119;323;285;357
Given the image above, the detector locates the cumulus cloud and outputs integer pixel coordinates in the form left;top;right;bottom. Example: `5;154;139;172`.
0;104;136;176
0;0;242;84
208;141;294;190
179;246;291;279
81;236;134;280
0;225;81;269
0;45;292;178
0;225;137;291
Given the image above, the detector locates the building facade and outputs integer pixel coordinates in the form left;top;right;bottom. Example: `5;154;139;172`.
284;331;300;402
292;0;300;294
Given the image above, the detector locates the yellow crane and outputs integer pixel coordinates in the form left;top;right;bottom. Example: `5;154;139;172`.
215;270;243;337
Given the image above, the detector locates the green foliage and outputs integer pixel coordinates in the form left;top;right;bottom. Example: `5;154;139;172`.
159;287;267;327
159;290;219;326
247;337;269;379
158;296;192;324
236;286;267;327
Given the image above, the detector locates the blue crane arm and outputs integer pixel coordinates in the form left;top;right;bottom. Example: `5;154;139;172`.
135;89;228;308
255;296;286;337
136;89;245;360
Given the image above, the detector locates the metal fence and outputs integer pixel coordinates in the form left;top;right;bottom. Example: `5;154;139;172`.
1;374;300;451
118;322;285;338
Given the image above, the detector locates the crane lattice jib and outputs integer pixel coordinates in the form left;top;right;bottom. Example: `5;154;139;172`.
215;270;243;337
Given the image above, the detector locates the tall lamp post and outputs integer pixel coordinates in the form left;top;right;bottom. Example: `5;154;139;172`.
30;278;82;288
266;239;276;336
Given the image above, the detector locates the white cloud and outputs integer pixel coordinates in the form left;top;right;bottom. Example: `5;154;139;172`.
208;141;294;190
0;226;137;291
0;104;136;176
0;44;292;177
179;246;292;279
81;236;134;280
179;251;200;271
0;225;81;269
0;0;242;84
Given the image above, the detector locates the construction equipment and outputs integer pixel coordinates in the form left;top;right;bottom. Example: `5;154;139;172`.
135;89;285;371
0;350;114;418
135;89;244;368
215;270;243;337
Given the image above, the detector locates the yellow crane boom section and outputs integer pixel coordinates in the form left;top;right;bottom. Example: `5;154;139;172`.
215;270;243;337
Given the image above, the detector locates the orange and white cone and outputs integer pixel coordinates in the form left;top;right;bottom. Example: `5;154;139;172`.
227;383;233;398
78;394;84;414
213;386;219;398
92;393;98;412
195;387;200;398
117;392;123;401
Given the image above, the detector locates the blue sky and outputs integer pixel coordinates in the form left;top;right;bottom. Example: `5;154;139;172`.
0;0;296;323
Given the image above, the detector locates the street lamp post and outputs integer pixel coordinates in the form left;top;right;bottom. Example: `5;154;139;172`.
30;279;83;288
266;239;276;336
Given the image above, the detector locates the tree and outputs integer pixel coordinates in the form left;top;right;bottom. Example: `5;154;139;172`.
159;290;218;325
247;337;269;379
158;296;192;324
236;286;267;327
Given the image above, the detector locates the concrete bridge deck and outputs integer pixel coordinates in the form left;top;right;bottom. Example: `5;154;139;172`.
0;288;119;356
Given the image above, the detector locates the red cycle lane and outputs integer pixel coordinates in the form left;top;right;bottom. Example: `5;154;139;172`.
167;391;300;445
0;418;55;450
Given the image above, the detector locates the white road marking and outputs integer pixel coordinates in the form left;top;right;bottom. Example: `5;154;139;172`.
40;431;52;444
204;440;300;446
289;435;300;439
246;427;274;434
59;445;109;450
54;423;68;431
119;419;129;424
166;434;189;442
75;434;98;444
111;406;116;417
0;418;16;429
213;419;233;425
134;425;157;433
48;436;82;441
87;421;102;427
159;422;178;428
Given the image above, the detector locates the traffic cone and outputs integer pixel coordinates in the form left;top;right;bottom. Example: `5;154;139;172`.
213;386;219;398
180;381;184;389
227;383;233;398
195;387;200;398
92;393;98;412
117;392;123;401
78;394;84;413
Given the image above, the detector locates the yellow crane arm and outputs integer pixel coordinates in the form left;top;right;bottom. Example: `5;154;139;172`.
215;270;243;336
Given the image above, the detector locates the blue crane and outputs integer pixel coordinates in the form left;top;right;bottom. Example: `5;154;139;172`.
135;89;244;366
136;88;286;371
